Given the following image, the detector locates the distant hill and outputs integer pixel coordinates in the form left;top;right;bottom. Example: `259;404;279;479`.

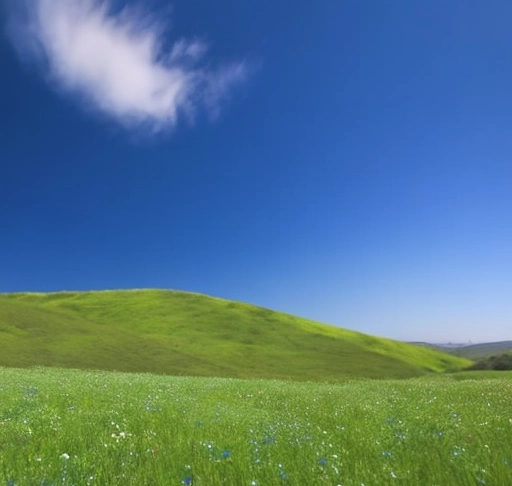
436;341;512;360
0;290;471;381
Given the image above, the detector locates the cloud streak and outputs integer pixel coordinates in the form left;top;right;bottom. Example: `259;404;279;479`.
6;0;247;132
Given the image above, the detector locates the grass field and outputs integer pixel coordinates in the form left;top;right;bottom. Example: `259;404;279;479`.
0;290;470;380
1;367;511;486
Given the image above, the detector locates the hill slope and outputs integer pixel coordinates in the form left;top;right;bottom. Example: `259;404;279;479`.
0;290;471;380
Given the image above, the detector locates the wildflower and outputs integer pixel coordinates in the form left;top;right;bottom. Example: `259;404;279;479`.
182;477;192;485
452;446;465;457
319;458;327;466
382;451;392;457
222;451;231;458
60;453;70;460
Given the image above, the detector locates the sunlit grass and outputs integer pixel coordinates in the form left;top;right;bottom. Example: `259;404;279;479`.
1;367;511;485
0;290;471;380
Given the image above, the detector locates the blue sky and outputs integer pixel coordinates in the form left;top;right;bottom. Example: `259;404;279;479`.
1;0;511;343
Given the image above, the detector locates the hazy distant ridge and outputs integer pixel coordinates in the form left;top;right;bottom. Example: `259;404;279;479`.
436;341;512;359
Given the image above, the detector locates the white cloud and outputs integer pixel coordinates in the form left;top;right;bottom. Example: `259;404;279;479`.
6;0;247;132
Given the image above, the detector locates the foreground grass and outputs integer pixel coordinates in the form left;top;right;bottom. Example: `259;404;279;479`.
0;290;470;380
1;368;511;485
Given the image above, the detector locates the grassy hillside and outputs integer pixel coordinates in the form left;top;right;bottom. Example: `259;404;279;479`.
0;289;470;380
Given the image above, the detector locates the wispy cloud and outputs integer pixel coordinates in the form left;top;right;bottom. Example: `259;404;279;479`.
6;0;247;132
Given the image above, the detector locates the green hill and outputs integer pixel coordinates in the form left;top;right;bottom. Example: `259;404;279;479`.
0;289;470;381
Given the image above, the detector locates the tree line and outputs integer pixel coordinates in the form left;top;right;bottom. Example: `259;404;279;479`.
469;352;512;371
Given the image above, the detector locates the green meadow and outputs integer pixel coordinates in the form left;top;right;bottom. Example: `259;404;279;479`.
1;367;512;486
2;289;509;485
